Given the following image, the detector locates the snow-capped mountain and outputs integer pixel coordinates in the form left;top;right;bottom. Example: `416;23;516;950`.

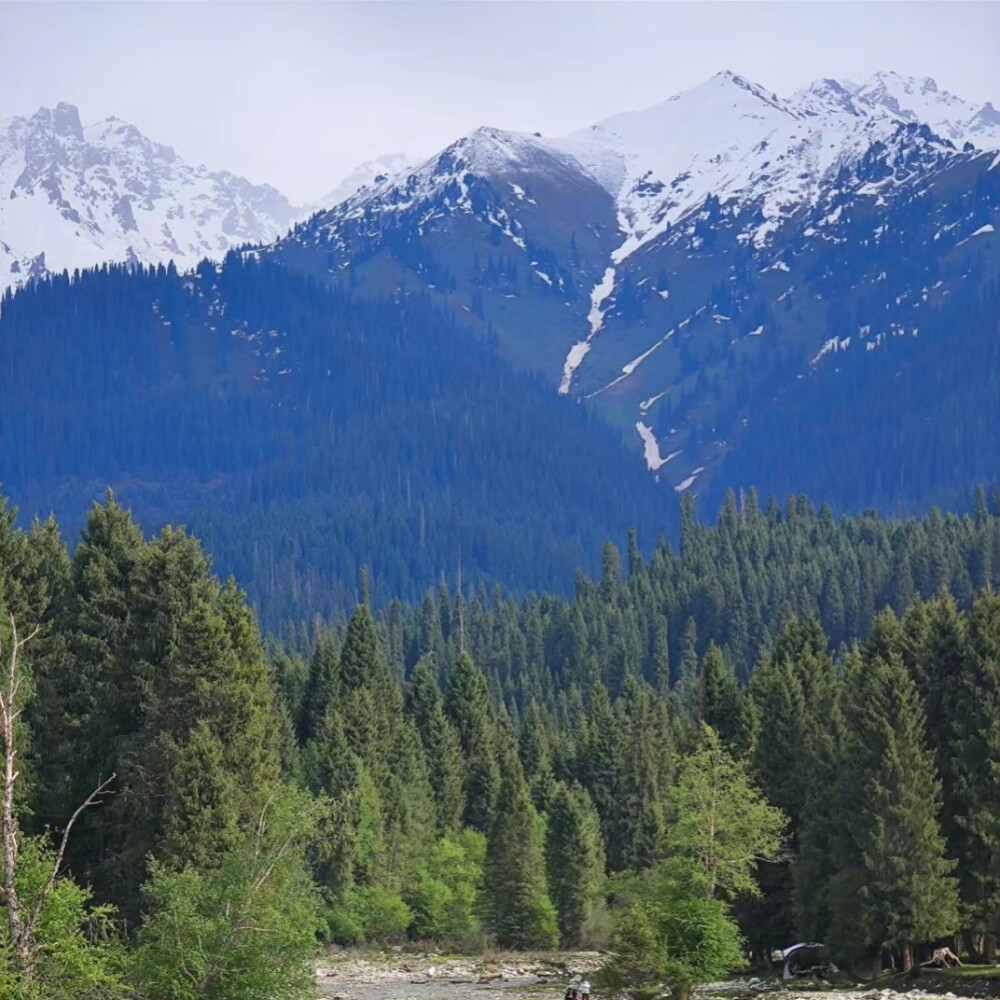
268;69;999;510
850;71;1000;148
7;72;998;519
307;152;421;214
305;126;600;247
0;102;300;286
554;70;999;266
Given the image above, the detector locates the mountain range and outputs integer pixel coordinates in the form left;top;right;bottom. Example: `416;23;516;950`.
273;69;999;506
0;70;997;619
0;104;420;283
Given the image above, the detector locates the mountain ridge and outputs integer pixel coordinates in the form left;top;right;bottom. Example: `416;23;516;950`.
0;101;303;285
266;68;999;513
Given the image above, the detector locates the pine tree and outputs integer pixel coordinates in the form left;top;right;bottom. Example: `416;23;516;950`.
297;632;339;744
649;614;670;695
546;781;607;946
338;603;402;785
675;617;700;726
519;699;556;812
618;675;665;872
159;719;240;871
701;644;749;756
584;681;625;870
63;493;146;815
941;592;1000;941
600;541;622;606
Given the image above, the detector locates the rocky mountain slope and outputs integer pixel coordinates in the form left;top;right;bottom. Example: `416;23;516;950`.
0;102;301;284
269;70;1000;513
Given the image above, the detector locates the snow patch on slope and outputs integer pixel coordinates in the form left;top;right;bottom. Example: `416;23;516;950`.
635;422;680;472
559;265;617;395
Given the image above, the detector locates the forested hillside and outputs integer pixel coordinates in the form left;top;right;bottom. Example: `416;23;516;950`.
4;490;1000;996
0;257;667;624
347;486;1000;689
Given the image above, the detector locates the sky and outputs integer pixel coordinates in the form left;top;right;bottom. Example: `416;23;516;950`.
1;1;998;204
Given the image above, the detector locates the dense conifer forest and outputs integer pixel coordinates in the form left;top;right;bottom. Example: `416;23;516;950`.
0;258;668;625
2;256;997;630
3;486;1000;996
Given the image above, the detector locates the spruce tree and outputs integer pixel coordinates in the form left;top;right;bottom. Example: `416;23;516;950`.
405;657;465;832
546;781;607;946
618;675;665;872
649;614;670;695
337;603;403;787
159;719;240;871
63;493;146;816
675;617;700;728
746;655;809;950
297;632;339;744
828;651;958;969
701;643;749;756
445;652;500;832
484;730;558;948
519;699;556;812
584;681;625;870
942;592;1000;941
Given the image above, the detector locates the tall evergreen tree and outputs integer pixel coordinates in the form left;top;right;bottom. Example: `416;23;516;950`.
828;651;958;969
618;675;666;872
519;699;556;813
939;592;1000;945
297;632;339;744
584;681;625;871
701;643;750;756
546;781;607;947
405;657;465;833
484;730;558;948
445;652;500;832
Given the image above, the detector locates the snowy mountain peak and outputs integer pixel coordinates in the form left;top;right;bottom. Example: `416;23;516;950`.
430;125;578;181
553;69;998;264
0;103;301;289
791;78;867;118
972;102;1000;127
83;115;177;164
310;152;419;213
49;102;85;140
853;71;999;148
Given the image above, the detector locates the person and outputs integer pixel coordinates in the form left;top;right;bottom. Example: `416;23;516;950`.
579;980;591;999
564;987;578;1000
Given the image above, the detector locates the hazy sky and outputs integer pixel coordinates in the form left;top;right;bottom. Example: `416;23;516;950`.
2;1;998;204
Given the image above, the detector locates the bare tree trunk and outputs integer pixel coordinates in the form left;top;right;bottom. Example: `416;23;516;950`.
902;942;914;973
0;618;37;966
0;615;114;980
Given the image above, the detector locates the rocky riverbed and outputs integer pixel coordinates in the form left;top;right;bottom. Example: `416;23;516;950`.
315;952;604;1000
315;956;987;1000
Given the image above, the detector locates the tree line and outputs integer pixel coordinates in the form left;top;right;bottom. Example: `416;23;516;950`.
1;489;1000;997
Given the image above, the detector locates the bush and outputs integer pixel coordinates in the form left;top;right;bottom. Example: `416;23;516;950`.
406;829;486;945
129;786;323;1000
327;884;412;944
0;836;125;1000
